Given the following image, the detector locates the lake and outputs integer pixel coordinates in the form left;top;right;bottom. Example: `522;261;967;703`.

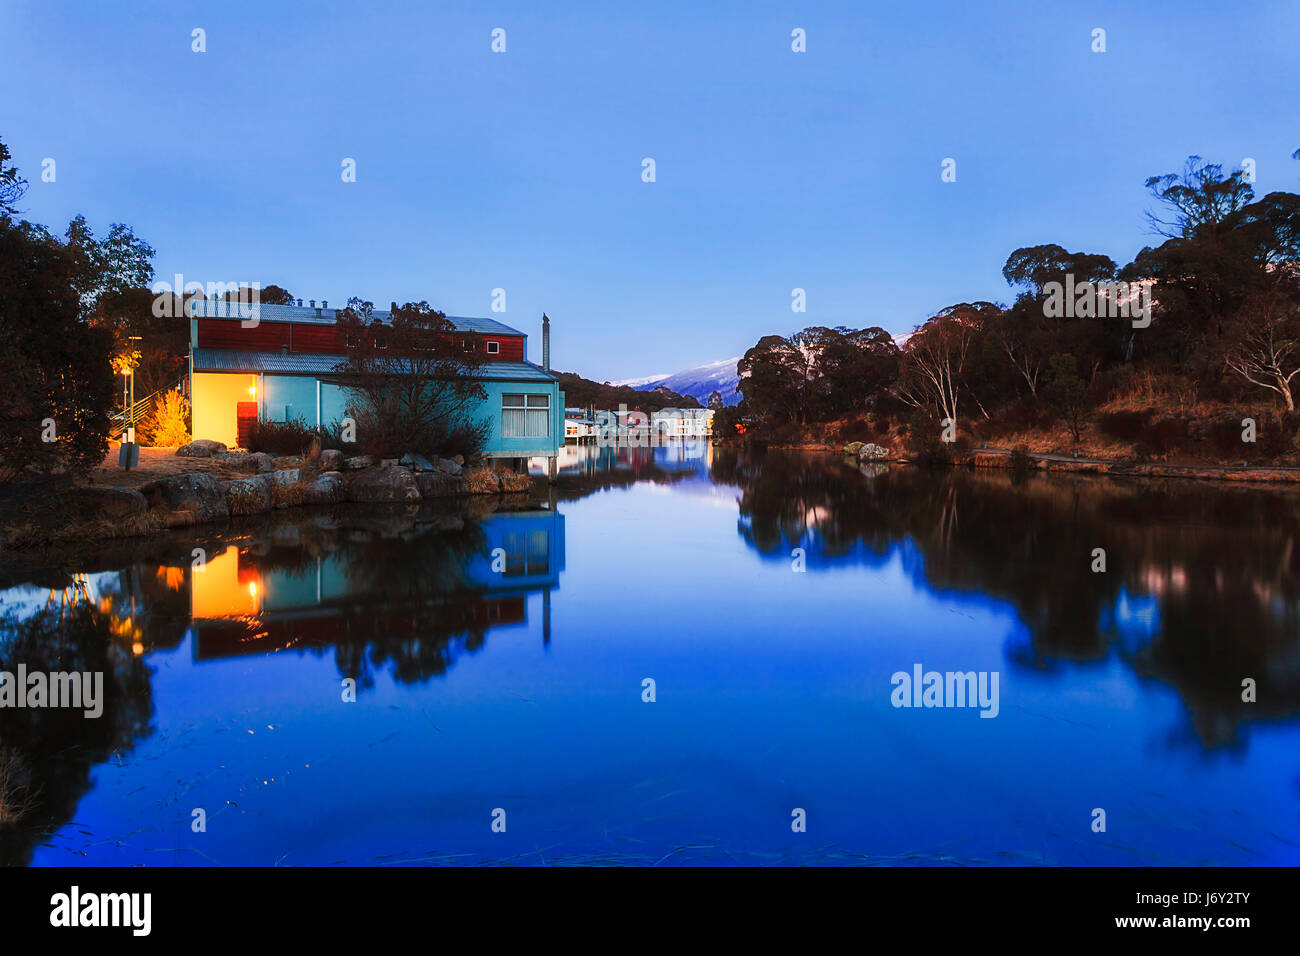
2;444;1298;866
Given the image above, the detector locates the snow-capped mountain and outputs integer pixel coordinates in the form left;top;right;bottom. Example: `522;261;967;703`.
612;357;742;406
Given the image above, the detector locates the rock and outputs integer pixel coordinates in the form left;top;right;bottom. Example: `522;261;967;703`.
224;475;272;516
267;468;302;487
139;473;230;526
216;450;250;469
344;465;421;502
320;449;344;471
176;439;228;458
842;441;865;457
215;450;274;474
858;443;889;461
415;472;469;498
452;454;465;466
303;471;344;505
436;457;463;475
344;455;375;471
380;458;399;468
77;486;148;519
400;452;437;472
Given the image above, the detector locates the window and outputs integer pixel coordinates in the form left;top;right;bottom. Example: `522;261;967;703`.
486;340;500;355
502;393;549;437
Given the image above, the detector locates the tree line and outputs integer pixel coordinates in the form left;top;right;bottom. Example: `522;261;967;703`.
720;155;1300;462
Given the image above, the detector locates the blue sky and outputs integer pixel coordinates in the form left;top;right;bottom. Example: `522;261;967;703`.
3;0;1297;380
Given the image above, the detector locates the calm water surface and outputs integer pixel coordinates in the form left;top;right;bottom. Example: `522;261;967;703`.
2;445;1299;866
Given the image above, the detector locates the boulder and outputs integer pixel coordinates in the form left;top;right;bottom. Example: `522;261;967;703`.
77;486;148;519
842;441;865;457
415;472;469;498
343;455;375;471
216;450;274;474
452;454;465;466
344;465;421;502
320;449;344;471
400;452;437;472
176;439;228;458
303;471;345;505
859;443;890;461
216;450;251;469
267;468;302;487
139;473;229;526
436;457;463;475
224;475;272;516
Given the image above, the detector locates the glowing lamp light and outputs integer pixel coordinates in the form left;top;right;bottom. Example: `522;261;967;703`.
248;385;257;396
248;582;258;597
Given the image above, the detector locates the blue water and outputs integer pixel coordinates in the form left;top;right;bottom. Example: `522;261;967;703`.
3;446;1299;865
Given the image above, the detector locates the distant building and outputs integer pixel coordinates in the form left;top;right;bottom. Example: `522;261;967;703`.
650;407;714;438
564;407;598;442
187;300;563;469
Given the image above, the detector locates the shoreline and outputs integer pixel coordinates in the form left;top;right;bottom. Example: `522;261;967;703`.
0;445;542;556
739;441;1300;485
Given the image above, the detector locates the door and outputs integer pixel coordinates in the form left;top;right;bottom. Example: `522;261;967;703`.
236;402;258;448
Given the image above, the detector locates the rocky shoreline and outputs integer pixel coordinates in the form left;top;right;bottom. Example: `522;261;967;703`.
4;440;537;551
831;440;1300;485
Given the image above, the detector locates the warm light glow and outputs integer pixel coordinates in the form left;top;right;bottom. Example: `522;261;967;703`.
132;641;144;656
248;386;257;396
248;582;258;597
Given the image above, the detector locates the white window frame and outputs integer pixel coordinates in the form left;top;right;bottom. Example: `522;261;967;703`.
502;392;550;438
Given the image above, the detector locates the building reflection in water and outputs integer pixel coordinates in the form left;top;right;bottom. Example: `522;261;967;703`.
188;509;566;664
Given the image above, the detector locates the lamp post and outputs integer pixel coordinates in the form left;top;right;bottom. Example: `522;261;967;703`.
126;335;142;443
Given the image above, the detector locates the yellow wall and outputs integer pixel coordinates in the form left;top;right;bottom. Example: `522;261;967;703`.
190;546;261;620
193;372;258;448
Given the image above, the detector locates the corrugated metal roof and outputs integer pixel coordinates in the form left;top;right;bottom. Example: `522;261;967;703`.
185;300;526;337
191;348;557;382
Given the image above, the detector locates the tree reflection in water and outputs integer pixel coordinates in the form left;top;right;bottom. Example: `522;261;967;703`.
712;448;1300;751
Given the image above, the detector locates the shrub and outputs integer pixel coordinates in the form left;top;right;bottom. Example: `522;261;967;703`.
1010;443;1032;473
1139;417;1187;456
140;390;190;447
247;418;318;456
1098;409;1149;442
904;409;952;466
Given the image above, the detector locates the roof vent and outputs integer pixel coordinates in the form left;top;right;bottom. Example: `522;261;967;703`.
296;298;303;307
309;299;316;308
322;300;328;309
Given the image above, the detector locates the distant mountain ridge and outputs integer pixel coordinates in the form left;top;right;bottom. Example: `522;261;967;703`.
612;357;742;406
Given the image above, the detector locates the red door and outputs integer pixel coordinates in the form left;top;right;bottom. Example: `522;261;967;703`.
236;402;258;448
